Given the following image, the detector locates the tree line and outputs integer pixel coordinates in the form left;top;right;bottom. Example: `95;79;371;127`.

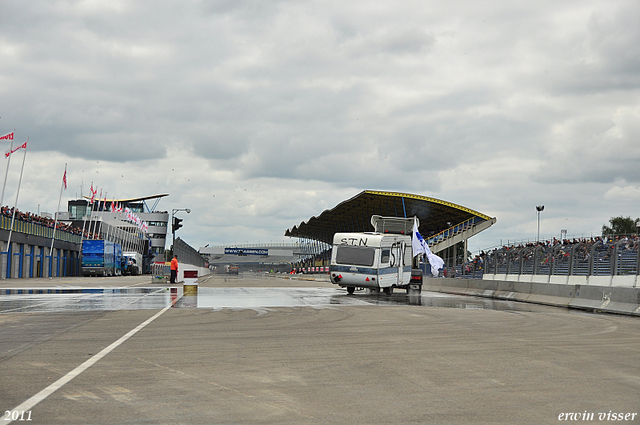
602;216;640;236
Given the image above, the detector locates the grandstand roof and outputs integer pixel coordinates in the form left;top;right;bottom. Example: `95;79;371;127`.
284;190;494;244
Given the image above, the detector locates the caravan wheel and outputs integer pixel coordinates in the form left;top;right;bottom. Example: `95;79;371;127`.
383;287;393;295
346;286;355;295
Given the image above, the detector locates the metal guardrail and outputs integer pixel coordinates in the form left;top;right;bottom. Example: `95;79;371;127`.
151;262;170;284
426;216;485;246
0;215;82;244
450;238;640;279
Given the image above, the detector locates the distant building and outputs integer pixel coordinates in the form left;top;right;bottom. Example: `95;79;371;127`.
67;194;169;262
199;243;305;273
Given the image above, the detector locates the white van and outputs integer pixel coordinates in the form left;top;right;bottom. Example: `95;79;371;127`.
329;216;423;294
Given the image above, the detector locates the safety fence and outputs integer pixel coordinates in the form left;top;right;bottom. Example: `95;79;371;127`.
450;238;639;282
0;215;82;244
151;262;171;284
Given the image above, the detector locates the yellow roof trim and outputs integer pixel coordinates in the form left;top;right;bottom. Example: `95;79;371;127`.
82;194;169;203
364;190;492;221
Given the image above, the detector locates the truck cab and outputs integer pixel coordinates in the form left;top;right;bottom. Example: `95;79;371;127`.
123;252;142;275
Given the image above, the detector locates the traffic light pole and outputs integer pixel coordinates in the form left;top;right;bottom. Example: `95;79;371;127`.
171;208;190;253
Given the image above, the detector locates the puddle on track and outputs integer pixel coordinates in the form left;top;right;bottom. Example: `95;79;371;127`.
0;287;561;314
0;287;173;314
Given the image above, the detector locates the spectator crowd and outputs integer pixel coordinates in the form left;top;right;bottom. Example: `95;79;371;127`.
459;235;640;277
1;206;99;239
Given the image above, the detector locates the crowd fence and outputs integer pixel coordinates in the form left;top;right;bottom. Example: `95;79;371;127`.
0;215;82;244
449;238;639;281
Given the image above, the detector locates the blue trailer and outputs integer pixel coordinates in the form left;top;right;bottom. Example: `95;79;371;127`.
82;240;121;277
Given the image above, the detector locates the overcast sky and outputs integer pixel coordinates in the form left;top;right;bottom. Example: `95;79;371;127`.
1;0;639;254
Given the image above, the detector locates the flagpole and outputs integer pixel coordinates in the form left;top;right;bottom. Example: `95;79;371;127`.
48;163;67;278
4;140;27;279
94;197;102;239
88;198;95;239
89;188;99;239
92;197;99;239
87;199;93;239
105;200;112;242
0;136;14;207
101;193;108;240
80;207;87;243
80;182;91;243
0;135;12;279
97;191;104;239
96;194;104;240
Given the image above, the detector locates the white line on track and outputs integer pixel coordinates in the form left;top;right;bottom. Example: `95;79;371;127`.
129;281;156;287
5;295;181;424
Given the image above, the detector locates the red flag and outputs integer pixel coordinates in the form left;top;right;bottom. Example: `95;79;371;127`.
63;170;67;189
0;132;14;141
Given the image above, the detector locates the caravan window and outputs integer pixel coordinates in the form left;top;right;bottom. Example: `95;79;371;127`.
335;246;375;266
380;249;390;265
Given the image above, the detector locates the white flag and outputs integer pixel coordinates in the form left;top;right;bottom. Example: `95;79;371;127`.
412;220;445;276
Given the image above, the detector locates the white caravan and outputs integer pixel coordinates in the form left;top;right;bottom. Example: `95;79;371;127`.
329;216;423;295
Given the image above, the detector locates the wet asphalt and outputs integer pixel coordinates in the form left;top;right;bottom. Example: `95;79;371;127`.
1;273;639;424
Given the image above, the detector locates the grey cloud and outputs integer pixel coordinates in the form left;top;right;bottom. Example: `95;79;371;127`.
2;0;640;250
533;100;640;184
340;25;436;57
586;4;640;82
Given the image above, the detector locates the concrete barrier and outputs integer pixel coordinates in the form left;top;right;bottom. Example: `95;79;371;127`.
183;270;198;295
424;277;640;316
177;262;210;283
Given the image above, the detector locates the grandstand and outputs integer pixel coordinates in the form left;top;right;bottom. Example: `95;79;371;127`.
199;190;498;273
284;190;497;269
199;191;498;273
0;208;82;278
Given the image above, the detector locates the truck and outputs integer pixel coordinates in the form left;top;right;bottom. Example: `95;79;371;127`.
82;240;123;277
123;251;142;276
225;264;239;275
329;215;423;295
